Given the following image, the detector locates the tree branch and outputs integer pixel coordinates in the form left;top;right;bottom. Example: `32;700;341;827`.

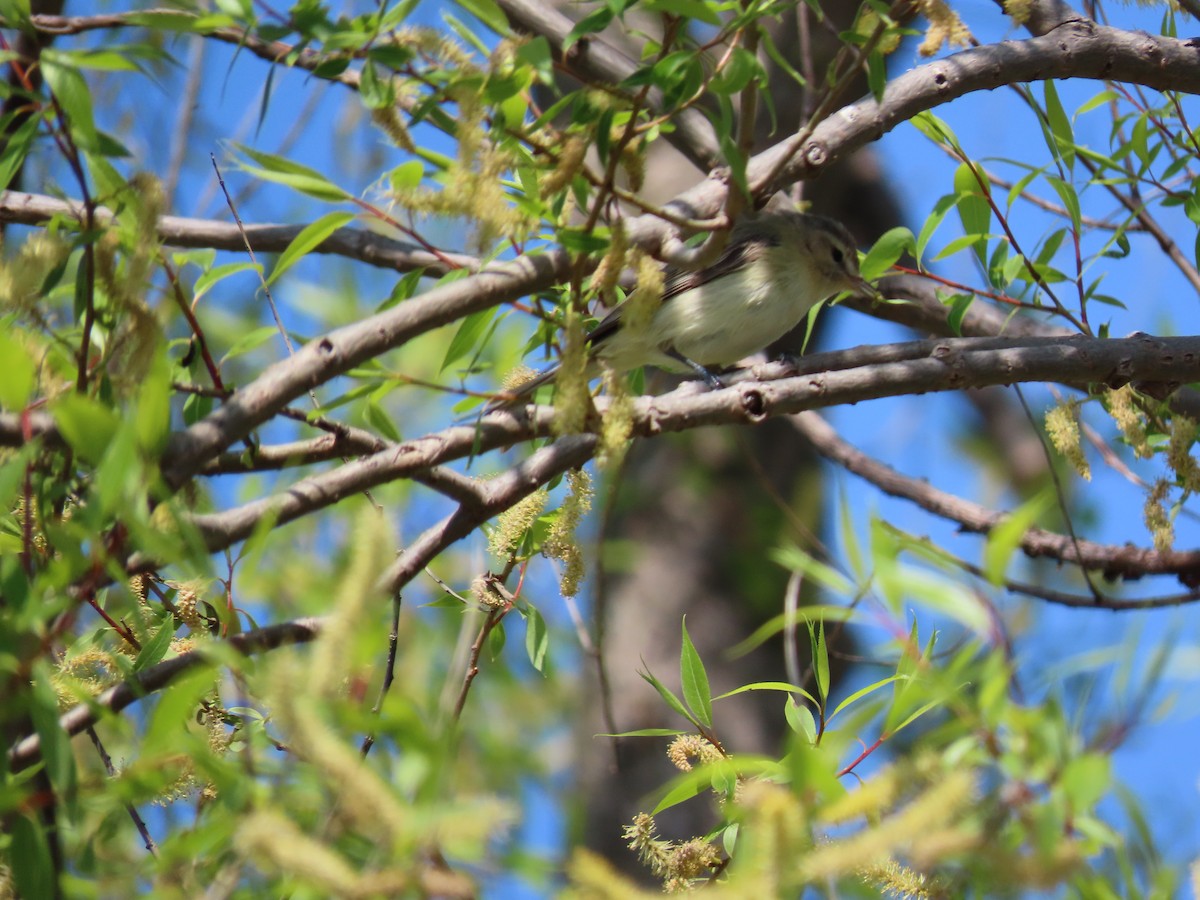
8;617;325;772
179;335;1200;575
495;0;720;170
0;190;477;276
159;250;571;487
379;434;598;594
789;410;1200;585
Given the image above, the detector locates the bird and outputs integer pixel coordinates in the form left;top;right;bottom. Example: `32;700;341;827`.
487;209;872;410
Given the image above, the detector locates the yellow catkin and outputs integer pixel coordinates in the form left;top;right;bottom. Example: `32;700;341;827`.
666;734;722;772
589;222;629;300
1168;415;1200;492
501;364;540;393
541;134;588;198
621;251;665;335
554;308;591;436
1004;0;1033;24
917;0;972;56
489;488;548;559
598;367;634;471
800;770;976;881
0;232;70;312
859;858;936;899
543;469;594;597
1045;400;1091;481
1106;386;1153;459
1144;479;1174;551
819;766;902;825
370;106;416;152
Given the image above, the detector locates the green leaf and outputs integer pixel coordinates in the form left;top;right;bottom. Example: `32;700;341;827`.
0;114;38;191
565;7;614;49
134;352;172;455
454;0;509;33
10;815;54;900
363;394;402;443
651;757;779;815
524;604;549;673
144;666;219;758
53;394;120;465
784;696;817;741
888;697;944;735
0;330;35;409
133;618;177;672
1045;175;1082;232
597;727;686;738
441;306;497;373
389;160;424;191
829;675;904;722
953;162;991;268
267;211;355;286
41;58;99;149
944;292;973;336
915;194;956;265
236;144;351;202
516;37;554;84
488;618;506;660
811;620;829;707
29;660;77;814
1043;80;1075;170
729;605;860;658
709;47;761;95
770;545;854;595
838;487;864;578
713;681;820;707
983;491;1052;585
639;664;695;727
1061;753;1111;810
680;617;712;728
220;325;278;363
643;0;720;25
931;232;989;262
866;50;886;101
193;261;262;303
859;226;914;281
909;110;961;151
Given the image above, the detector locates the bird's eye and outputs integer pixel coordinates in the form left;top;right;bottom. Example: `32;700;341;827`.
831;247;845;265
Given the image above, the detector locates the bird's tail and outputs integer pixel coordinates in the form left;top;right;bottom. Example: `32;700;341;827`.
480;363;561;414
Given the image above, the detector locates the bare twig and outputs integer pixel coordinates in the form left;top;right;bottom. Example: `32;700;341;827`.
790;410;1200;589
360;592;403;757
9;617;325;772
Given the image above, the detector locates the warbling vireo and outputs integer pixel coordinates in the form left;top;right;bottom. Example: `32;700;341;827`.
493;210;872;407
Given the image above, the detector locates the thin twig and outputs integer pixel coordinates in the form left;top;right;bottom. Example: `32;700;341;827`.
360;592;403;757
86;727;158;855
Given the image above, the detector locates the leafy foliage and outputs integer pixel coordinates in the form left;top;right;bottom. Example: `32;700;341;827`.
0;0;1197;897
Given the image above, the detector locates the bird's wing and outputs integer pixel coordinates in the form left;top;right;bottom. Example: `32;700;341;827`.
585;235;769;349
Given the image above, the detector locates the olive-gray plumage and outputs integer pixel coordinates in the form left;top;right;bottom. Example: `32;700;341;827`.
494;211;869;407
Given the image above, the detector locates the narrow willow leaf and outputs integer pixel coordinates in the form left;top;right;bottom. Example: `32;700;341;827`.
524;604;549;673
983;491;1052;585
267;211;355;286
680;618;713;728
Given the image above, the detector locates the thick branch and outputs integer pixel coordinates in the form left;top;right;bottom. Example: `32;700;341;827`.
790;411;1200;586
379;434;598;593
20;10;362;88
0;190;476;276
8;617;324;772
495;0;720;170
183;334;1200;565
160;250;571;486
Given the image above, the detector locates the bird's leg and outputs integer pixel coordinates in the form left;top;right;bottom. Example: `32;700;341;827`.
666;349;725;390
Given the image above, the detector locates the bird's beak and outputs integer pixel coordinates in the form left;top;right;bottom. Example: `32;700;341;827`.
853;276;882;301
